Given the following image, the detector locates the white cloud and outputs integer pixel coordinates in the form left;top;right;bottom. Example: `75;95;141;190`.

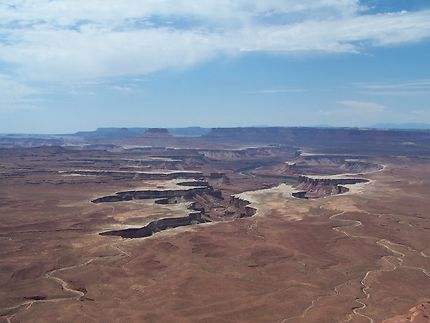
0;75;41;109
0;1;429;81
243;88;304;94
1;27;219;81
356;79;430;90
0;1;363;23
354;79;430;96
337;100;386;112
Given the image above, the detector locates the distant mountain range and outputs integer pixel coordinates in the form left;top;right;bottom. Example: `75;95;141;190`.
2;127;430;155
74;127;210;139
370;123;430;130
2;125;430;138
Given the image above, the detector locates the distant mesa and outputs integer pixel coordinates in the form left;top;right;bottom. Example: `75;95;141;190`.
371;123;430;130
71;127;209;141
141;128;173;138
74;127;146;140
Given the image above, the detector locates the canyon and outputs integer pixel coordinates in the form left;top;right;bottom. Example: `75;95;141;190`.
0;127;430;322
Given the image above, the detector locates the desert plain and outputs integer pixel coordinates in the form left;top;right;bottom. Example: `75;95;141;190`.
1;127;430;322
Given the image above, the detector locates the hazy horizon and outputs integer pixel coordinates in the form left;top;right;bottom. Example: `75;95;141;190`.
2;123;430;136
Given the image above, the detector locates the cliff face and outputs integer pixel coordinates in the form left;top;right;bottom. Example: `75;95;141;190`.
100;212;206;238
208;172;231;186
96;182;256;238
204;127;430;156
284;157;381;175
299;157;381;172
341;160;382;173
292;176;368;199
64;170;203;180
92;186;212;203
292;185;347;199
200;147;286;161
228;196;257;218
297;175;369;186
253;156;382;178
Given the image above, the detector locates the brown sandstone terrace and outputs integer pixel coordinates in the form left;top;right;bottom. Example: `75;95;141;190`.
1;127;430;322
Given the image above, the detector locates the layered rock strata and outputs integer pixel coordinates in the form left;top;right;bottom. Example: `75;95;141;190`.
96;182;256;238
292;176;368;199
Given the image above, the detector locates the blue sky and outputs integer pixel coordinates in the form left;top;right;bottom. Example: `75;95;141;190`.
0;0;429;133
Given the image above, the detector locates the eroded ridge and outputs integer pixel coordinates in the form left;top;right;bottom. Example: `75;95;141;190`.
292;175;369;199
96;180;256;239
95;154;379;239
100;212;208;238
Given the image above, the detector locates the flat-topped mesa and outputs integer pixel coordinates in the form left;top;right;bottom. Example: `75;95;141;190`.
204;127;430;156
199;147;288;161
100;212;207;239
176;180;209;187
156;189;223;206
141;128;173;138
297;175;369;186
288;155;382;175
342;160;382;173
91;186;212;204
293;176;369;199
63;170;203;180
98;189;256;239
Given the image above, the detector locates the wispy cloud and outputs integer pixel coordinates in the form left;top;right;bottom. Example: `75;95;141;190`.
0;75;41;110
355;79;430;90
0;1;365;24
337;100;386;112
354;79;430;96
242;89;305;94
317;100;387;126
0;1;429;82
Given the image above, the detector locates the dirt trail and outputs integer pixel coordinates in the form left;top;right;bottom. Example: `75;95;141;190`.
278;207;430;323
280;281;349;322
0;241;130;322
329;211;430;323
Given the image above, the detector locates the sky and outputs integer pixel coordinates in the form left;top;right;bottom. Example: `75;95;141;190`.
0;0;430;133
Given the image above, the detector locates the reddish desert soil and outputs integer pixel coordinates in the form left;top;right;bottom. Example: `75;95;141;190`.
0;139;430;323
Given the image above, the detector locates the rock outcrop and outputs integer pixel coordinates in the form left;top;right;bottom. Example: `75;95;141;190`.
383;302;430;323
204;127;430;156
97;182;256;238
292;176;368;199
92;186;211;203
297;175;369;186
100;212;206;238
141;128;173;138
63;170;203;180
208;172;231;186
285;156;381;175
227;196;256;218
